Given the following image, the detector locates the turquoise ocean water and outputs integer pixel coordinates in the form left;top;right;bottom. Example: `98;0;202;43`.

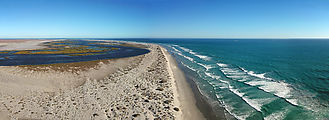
118;39;329;120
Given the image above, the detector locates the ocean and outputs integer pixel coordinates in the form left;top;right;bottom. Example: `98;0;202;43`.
117;38;329;120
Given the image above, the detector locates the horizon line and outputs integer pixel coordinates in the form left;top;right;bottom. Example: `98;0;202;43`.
1;37;329;40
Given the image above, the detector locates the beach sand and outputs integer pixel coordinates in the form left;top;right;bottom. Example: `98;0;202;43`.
0;39;55;50
161;47;206;120
0;41;205;119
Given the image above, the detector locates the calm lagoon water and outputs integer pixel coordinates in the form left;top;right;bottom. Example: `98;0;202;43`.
0;40;150;66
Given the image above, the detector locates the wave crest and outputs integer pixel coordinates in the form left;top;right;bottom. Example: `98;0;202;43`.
175;45;211;61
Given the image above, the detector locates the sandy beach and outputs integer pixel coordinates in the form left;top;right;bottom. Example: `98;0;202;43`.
0;39;56;51
0;40;205;119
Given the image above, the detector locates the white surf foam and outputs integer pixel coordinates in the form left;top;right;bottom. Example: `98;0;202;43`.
239;67;298;105
180;62;197;71
286;99;298;106
205;72;221;79
215;94;221;99
221;100;250;120
220;66;299;107
176;45;211;61
195;54;211;61
177;45;190;52
264;109;287;120
228;86;262;112
247;71;268;80
171;46;181;53
240;67;272;80
226;75;245;79
176;52;194;62
217;63;228;67
214;83;254;120
220;80;229;84
220;68;245;76
197;63;213;71
209;80;228;89
245;80;298;106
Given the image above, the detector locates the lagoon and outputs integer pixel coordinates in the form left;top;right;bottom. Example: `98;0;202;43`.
0;40;150;66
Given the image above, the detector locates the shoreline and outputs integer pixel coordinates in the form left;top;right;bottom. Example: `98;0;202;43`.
184;71;229;120
164;46;228;120
161;46;206;120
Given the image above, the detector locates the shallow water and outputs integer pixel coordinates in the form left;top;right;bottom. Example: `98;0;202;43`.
0;40;150;66
117;38;329;120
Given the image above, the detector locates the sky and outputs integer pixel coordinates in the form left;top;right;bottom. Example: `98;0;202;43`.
1;0;329;38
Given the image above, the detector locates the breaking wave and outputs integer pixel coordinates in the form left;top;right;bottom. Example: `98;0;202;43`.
175;45;211;61
176;52;194;62
219;65;298;106
180;61;197;71
240;67;272;80
197;63;214;71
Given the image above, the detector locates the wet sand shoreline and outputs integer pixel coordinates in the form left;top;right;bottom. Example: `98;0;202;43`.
161;47;206;120
170;50;228;120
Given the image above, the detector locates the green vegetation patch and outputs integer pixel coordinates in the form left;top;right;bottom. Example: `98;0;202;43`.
68;53;106;56
12;41;119;55
14;46;112;55
0;51;10;54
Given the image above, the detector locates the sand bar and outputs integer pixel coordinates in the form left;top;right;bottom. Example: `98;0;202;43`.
0;39;56;51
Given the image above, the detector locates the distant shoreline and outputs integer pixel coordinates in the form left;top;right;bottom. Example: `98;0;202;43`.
0;39;53;51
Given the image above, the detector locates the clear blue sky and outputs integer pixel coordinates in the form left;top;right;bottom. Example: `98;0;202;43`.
1;0;329;38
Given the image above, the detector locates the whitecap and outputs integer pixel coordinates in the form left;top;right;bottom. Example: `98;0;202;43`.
264;109;287;120
195;54;211;61
205;72;221;79
247;71;269;80
176;45;211;61
226;75;245;79
215;94;221;99
176;52;194;62
228;86;262;112
217;63;228;67
286;99;298;106
220;100;250;120
176;45;191;52
209;80;228;89
219;80;229;84
224;67;298;106
180;61;197;71
245;80;298;106
220;68;245;76
197;63;213;71
171;46;181;53
240;67;272;80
